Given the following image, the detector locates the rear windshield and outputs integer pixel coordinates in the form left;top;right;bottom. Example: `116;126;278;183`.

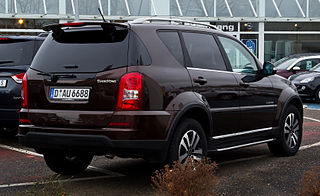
31;26;151;73
0;40;34;66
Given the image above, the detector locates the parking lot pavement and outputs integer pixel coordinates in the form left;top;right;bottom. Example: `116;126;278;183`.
0;107;320;195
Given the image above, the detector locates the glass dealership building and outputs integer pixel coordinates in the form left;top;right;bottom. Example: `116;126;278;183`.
1;0;320;63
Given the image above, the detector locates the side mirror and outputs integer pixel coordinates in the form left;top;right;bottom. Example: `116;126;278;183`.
263;62;276;76
292;66;301;71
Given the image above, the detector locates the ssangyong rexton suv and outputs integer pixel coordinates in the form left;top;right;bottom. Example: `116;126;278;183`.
19;19;303;175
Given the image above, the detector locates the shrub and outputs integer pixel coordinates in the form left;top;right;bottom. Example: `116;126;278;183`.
151;158;218;196
300;166;320;196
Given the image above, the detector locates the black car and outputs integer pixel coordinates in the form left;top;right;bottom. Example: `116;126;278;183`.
18;19;303;175
0;35;45;135
290;63;320;102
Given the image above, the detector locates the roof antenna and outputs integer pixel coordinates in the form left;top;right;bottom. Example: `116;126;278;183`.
98;8;106;22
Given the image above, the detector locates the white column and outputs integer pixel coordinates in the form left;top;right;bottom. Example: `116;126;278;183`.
59;0;67;23
153;0;170;16
5;0;8;13
258;0;265;62
74;0;79;21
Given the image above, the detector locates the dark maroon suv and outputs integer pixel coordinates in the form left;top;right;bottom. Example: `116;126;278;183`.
18;19;303;175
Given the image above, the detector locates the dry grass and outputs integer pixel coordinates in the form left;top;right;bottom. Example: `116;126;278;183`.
151;158;218;196
300;166;320;196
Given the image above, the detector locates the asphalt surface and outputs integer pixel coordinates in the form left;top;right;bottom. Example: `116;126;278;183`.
0;104;320;195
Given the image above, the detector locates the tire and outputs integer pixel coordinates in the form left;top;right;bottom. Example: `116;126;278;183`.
43;151;93;175
167;118;207;163
268;105;302;156
315;87;320;103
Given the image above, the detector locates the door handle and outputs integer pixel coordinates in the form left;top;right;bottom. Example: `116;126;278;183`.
239;82;250;88
193;77;207;85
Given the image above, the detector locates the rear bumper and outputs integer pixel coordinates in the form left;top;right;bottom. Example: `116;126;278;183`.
18;130;168;162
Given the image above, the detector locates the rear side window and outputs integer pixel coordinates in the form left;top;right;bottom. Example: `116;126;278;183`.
0;39;34;66
182;32;226;71
157;31;184;66
31;26;150;73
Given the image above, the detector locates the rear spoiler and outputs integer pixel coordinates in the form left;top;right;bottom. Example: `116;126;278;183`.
43;22;129;32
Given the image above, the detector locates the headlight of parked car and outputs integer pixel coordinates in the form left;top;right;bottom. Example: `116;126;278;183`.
300;77;314;84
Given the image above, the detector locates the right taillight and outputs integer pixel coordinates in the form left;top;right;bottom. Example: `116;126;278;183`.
116;72;143;111
21;73;28;109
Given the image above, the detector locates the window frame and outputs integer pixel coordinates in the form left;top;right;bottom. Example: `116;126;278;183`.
215;34;262;75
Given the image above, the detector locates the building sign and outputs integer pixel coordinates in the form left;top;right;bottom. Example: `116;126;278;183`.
242;39;257;55
210;22;238;32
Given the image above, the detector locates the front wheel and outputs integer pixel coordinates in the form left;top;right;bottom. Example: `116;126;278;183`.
315;87;320;103
167;118;207;163
268;105;302;156
43;151;93;175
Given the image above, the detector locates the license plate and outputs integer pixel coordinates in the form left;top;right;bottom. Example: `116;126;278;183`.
50;88;90;101
0;80;7;87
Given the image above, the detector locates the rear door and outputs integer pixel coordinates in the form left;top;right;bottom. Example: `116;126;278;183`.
27;26;149;128
181;31;241;136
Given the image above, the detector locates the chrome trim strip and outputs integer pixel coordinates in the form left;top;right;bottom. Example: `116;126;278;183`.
240;104;277;110
210;104;277;113
19;125;34;128
216;138;276;152
187;67;238;74
212;127;273;139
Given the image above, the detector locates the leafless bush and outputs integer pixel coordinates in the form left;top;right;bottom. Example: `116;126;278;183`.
300;166;320;196
151;158;218;196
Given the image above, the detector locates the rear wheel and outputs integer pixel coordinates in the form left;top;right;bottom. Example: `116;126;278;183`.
43;151;93;175
167;118;207;163
268;105;302;156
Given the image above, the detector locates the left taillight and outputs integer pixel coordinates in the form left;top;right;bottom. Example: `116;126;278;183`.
11;72;25;84
21;73;28;109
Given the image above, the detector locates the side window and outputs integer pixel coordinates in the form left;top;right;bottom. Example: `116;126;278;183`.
157;31;184;66
218;36;258;74
128;31;151;66
294;58;320;70
182;32;226;71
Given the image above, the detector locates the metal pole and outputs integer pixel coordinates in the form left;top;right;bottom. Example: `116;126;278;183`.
13;0;17;14
124;0;131;16
200;0;208;17
224;0;233;17
43;0;47;15
108;0;111;16
272;0;282;17
295;0;305;17
248;0;257;17
151;0;157;16
98;0;104;15
176;0;183;16
5;0;8;14
74;0;79;20
71;0;75;14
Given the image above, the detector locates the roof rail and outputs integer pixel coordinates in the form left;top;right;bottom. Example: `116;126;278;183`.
130;17;220;31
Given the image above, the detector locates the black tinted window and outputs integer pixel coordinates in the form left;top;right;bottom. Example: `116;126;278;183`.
157;31;184;65
0;40;34;66
128;32;151;66
182;32;226;71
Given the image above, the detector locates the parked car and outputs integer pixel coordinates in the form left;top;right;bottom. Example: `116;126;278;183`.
18;19;303;175
289;63;320;102
0;35;45;135
274;53;320;78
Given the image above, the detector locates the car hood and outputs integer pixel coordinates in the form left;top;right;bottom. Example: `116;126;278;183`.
290;71;320;82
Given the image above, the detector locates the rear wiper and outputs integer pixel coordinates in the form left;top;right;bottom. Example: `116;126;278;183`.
34;68;76;82
0;60;14;64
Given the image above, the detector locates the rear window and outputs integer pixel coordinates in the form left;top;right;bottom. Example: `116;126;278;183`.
0;39;34;66
31;26;151;73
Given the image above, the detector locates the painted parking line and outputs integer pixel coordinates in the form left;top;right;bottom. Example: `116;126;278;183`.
304;116;320;123
0;144;124;189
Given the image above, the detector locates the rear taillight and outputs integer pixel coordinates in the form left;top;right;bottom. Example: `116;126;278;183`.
21;73;28;109
116;72;143;111
11;72;25;84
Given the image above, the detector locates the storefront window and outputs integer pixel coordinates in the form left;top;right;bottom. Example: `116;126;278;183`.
264;34;320;62
265;22;320;31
